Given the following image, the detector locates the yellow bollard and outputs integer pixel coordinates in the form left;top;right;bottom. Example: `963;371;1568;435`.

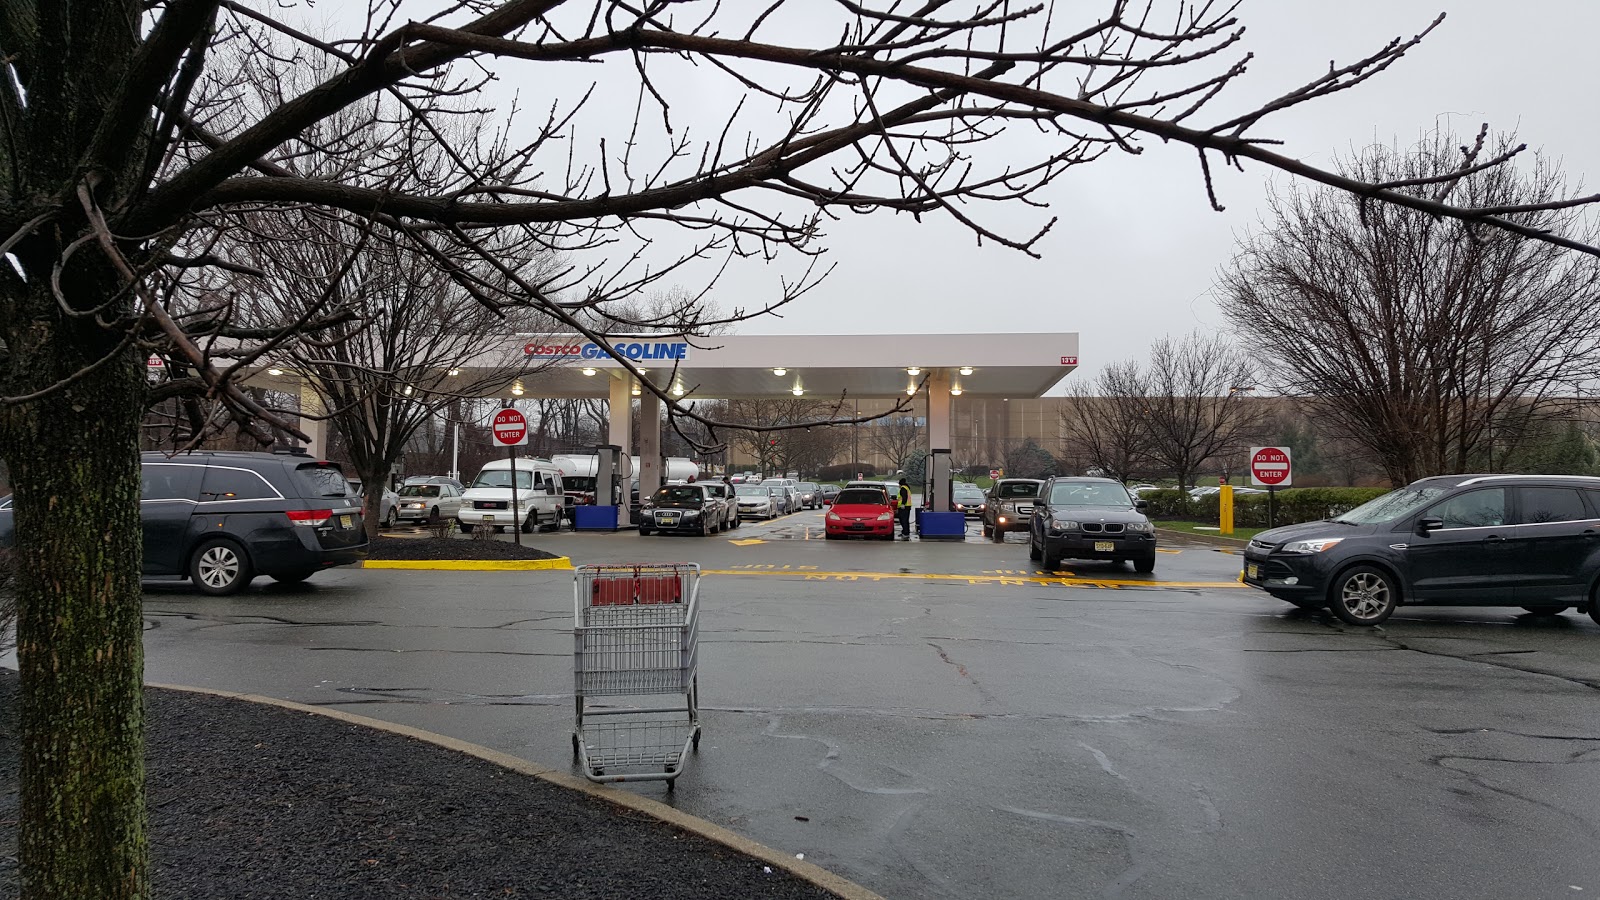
1220;484;1234;535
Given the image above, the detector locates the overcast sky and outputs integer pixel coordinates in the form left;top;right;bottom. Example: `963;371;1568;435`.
708;1;1600;386
303;2;1600;388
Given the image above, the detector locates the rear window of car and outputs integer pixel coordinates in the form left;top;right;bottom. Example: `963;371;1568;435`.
836;489;889;505
295;463;350;498
997;481;1039;499
200;466;279;502
1517;487;1588;524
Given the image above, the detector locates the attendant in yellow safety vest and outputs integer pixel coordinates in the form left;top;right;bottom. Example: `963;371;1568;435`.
896;478;913;540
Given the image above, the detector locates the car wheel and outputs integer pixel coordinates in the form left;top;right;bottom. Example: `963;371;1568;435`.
1028;531;1042;562
190;539;253;596
454;517;466;533
521;511;536;534
383;507;397;528
1133;556;1155;574
700;518;711;537
639;526;653;536
1327;565;1398;626
1042;546;1062;572
1521;606;1570;615
732;516;740;528
980;521;991;537
1590;584;1600;627
824;532;837;540
271;571;315;585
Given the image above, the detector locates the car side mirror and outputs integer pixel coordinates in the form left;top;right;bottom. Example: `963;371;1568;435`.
1135;499;1149;509
1416;516;1443;535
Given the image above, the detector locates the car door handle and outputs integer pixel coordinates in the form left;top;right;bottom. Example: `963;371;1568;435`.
1483;535;1505;543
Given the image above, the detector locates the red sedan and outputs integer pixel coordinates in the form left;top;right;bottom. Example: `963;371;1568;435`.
824;487;896;540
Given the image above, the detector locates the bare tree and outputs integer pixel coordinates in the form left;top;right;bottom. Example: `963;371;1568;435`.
867;413;925;475
723;398;849;475
1060;361;1153;482
1140;333;1268;491
1219;129;1600;486
9;2;1600;895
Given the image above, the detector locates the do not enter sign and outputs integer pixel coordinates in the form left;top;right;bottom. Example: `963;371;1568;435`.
492;408;529;447
1249;446;1292;487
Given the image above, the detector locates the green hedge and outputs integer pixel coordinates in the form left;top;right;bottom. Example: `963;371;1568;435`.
1148;487;1390;529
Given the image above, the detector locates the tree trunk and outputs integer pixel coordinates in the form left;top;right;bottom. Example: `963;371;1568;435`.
3;289;149;899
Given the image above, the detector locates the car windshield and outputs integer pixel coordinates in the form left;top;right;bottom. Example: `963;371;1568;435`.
1048;482;1132;506
735;485;768;496
997;481;1040;499
399;485;440;498
471;469;538;490
1333;485;1452;524
653;486;703;502
835;489;889;505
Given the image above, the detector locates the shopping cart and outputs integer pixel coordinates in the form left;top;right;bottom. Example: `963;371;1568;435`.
572;563;701;785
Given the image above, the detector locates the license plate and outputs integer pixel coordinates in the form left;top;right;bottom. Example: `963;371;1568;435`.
1247;564;1259;579
339;514;354;529
1094;541;1114;553
482;514;496;523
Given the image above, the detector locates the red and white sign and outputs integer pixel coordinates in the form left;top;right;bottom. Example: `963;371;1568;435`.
492;408;529;447
1060;356;1078;366
989;468;1002;479
1249;446;1292;487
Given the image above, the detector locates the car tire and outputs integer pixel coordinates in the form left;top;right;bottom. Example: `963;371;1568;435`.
639;526;653;536
1327;565;1399;626
824;532;837;540
1589;584;1600;627
1042;546;1062;572
383;507;397;528
1133;556;1155;574
1028;531;1042;562
1521;606;1570;615
701;518;711;537
271;571;315;585
521;511;536;534
190;539;253;596
454;517;466;533
981;522;991;537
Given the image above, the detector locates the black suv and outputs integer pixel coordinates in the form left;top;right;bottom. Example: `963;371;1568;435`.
1028;477;1157;572
139;450;367;593
1243;474;1600;626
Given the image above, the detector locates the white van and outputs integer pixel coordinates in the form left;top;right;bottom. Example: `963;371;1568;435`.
459;457;565;533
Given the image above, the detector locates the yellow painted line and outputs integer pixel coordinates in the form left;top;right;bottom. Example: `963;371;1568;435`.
698;568;1244;589
727;538;766;546
363;557;574;571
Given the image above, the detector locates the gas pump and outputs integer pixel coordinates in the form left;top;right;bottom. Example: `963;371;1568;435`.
577;444;627;531
919;448;965;540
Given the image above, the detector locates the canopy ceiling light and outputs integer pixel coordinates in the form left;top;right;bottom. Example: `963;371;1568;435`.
791;387;805;396
510;382;525;396
906;366;921;376
402;385;413;396
949;387;963;396
959;366;974;376
672;385;686;397
581;367;597;376
631;385;642;396
267;368;284;376
772;367;787;376
906;385;917;395
447;368;461;376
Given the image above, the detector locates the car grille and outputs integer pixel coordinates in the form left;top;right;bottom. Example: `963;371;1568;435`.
1082;523;1124;534
1258;560;1297;580
1017;504;1034;515
1247;539;1278;553
474;500;509;510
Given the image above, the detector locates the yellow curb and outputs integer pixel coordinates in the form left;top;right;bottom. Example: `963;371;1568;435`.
698;568;1245;590
147;683;884;900
362;557;574;571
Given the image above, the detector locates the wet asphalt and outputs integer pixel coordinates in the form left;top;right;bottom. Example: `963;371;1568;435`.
133;509;1600;900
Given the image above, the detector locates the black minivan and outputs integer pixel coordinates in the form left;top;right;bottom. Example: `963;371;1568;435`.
139;450;368;593
1242;474;1600;627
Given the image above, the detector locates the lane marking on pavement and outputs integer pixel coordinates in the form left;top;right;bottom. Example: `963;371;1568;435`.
364;557;574;571
698;567;1244;589
728;538;766;546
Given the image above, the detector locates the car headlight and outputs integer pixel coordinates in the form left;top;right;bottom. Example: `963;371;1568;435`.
1052;519;1080;531
684;509;699;517
876;512;893;521
1123;521;1152;533
1282;537;1343;554
827;512;840;521
1002;502;1017;512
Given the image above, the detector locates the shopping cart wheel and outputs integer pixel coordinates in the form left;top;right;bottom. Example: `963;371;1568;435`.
692;730;702;751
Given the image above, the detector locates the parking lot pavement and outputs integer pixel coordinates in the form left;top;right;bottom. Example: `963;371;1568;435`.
142;513;1600;900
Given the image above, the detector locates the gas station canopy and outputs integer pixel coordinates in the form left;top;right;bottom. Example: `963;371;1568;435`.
503;332;1080;400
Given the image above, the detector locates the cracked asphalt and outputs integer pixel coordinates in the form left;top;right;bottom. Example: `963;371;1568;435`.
131;509;1600;899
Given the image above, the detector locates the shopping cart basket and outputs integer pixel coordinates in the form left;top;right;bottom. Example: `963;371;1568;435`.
572;563;701;784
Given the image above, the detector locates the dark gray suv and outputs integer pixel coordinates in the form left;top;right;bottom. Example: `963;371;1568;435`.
140;450;368;593
1028;476;1157;572
1242;474;1600;627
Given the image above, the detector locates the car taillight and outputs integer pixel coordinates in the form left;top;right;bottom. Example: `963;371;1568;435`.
286;509;333;526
